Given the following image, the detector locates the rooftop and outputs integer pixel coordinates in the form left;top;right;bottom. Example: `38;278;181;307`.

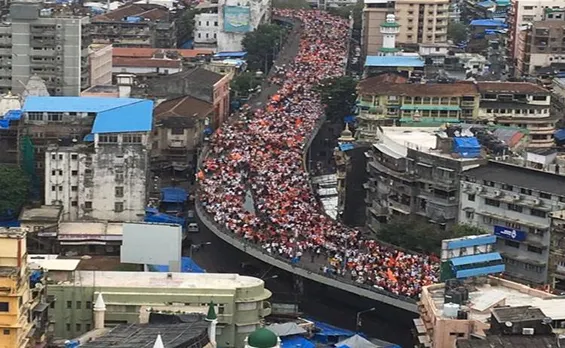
470;19;506;27
82;85;119;94
426;278;565;324
22;97;153;134
57;271;267;290
93;3;169;22
533;19;565;29
456;334;560;348
463;160;565;196
358;79;477;96
29;259;80;271
365;56;425;68
80;322;209;348
113;47;214;59
476;82;549;95
159;67;224;86
113;57;182;69
19;205;63;222
58;222;123;237
154;95;214;120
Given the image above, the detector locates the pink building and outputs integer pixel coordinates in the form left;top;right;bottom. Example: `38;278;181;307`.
88;44;113;86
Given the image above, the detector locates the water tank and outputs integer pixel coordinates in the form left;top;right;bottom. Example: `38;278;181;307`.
443;303;460;318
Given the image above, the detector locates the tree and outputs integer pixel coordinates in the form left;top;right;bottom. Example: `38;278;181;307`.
314;76;358;124
230;71;262;97
0;165;30;218
177;8;197;47
273;0;310;9
447;21;467;44
242;24;286;72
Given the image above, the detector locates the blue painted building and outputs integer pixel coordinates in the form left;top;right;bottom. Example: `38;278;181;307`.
22;96;154;221
363;56;425;80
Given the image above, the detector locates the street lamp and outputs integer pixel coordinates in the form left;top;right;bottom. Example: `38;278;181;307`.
355;307;376;332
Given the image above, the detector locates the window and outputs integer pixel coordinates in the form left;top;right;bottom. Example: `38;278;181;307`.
507;204;523;212
214;21;218;26
508;222;521;229
505;240;520;248
59;186;63;191
86;301;92;309
59;154;63;160
465;211;474;219
76;323;81;331
66;323;71;331
502;184;513;191
28;112;43;121
51;154;56;160
483;180;495;187
2;329;8;335
76;301;81;309
0;302;8;312
71;170;78;176
485;198;500;207
115;186;124;197
123;134;142;143
47;112;62;121
51;170;56;176
86;323;91;331
171;128;184;135
66;301;72;309
540;192;551;199
531;208;546;218
84;201;92;209
521;188;532;195
527;245;543;254
115;173;124;182
51;185;56;192
71;154;78;160
50;302;55;309
115;202;124;212
98;135;118;143
71;201;78;207
468;194;475;201
71;186;78;192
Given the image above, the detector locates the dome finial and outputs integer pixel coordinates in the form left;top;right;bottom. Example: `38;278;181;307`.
206;301;217;321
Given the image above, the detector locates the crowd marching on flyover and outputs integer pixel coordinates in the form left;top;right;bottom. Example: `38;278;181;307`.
198;9;440;299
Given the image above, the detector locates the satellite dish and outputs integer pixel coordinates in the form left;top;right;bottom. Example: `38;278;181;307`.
505;321;513;327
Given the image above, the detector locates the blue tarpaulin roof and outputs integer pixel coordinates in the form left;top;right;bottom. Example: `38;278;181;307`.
144;212;185;226
453;137;481;158
339;143;355;152
344;115;356;123
282;336;315;348
555;129;565;141
450;252;502;267
365;56;425;68
470;19;507;27
23;97;153;134
477;0;495;7
160;187;188;203
309;319;355;341
214;51;247;58
4;110;22;120
83;134;94;142
150;257;205;273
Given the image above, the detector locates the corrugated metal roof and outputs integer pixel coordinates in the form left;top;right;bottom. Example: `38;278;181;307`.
365;56;425;68
23;96;145;113
92;99;153;134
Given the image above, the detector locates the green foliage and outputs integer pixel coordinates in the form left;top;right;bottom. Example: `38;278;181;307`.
273;0;310;9
327;0;363;30
0;165;30;217
230;71;262;97
314;76;358;124
242;24;286;72
447;21;467;44
377;219;487;255
177;8;197;46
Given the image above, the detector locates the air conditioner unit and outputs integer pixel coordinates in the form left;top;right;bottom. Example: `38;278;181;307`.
494;190;502;197
476;186;484;193
513;194;522;201
532;198;541;206
522;328;534;335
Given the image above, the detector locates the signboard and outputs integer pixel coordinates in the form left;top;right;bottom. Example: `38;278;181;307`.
224;6;251;33
494;225;526;241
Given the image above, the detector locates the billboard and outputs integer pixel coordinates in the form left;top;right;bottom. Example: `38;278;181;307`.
224;6;251;33
120;222;182;267
494;225;526;241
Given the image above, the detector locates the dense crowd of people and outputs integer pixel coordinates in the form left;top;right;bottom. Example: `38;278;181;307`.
198;10;439;298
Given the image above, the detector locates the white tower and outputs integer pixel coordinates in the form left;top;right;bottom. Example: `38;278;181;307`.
93;292;106;329
206;301;218;348
379;14;400;56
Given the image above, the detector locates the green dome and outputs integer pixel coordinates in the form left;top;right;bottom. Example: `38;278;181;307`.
247;328;278;348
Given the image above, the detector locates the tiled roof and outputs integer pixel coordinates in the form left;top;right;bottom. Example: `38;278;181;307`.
154;95;213;119
476;82;549;95
160;67;224;86
113;47;214;59
93;4;168;22
112;57;182;69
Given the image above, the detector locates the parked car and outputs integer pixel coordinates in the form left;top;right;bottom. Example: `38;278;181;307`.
187;222;199;233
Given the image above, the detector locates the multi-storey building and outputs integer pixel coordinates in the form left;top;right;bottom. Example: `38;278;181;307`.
88;44;112;86
475;82;555;148
216;0;271;52
356;74;480;131
91;4;176;48
459;161;565;285
364;127;485;232
548;210;565;291
0;0;91;96
362;0;449;56
0;228;49;348
194;2;219;49
516;20;565;77
506;0;565;72
20;96;152;221
47;271;272;348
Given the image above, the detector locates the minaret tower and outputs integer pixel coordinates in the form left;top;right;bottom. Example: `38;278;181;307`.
206;301;218;348
379;14;400;56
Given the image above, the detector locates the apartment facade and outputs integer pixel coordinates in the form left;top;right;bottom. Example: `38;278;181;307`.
549;210;565;290
88;44;112;86
91;4;176;48
362;0;448;56
216;0;271;52
194;5;219;49
516;20;565;77
459;161;565;285
475;82;555;148
364;127;485;232
0;228;46;348
21;96;152;221
1;1;91;96
46;271;272;348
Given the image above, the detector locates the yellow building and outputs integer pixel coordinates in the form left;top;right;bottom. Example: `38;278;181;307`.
0;228;34;348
